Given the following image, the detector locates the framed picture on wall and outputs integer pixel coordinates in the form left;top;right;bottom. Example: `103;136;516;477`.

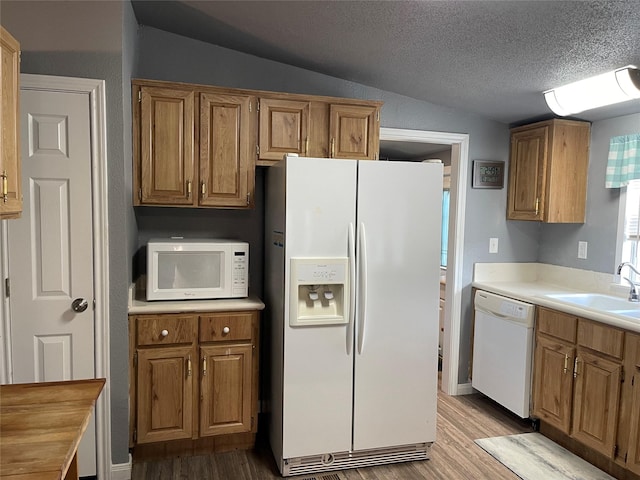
472;160;504;189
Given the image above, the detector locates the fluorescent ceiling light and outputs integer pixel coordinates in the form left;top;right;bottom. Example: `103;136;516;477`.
544;66;640;116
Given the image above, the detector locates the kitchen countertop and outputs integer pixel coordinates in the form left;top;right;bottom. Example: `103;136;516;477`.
0;379;105;480
472;263;640;333
128;282;265;314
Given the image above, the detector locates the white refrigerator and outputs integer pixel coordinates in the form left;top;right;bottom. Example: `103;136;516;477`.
265;155;442;476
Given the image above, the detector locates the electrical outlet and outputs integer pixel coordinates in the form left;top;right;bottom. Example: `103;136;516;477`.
489;237;499;254
578;241;588;259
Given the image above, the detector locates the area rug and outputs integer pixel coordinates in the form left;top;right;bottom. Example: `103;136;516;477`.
475;433;615;480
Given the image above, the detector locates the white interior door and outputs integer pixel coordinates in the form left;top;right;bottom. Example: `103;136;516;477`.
8;87;96;475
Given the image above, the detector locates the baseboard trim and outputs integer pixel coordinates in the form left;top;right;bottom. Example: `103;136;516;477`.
456;382;474;395
111;455;132;480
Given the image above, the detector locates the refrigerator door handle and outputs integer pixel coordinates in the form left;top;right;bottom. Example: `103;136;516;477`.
347;223;356;355
357;222;368;354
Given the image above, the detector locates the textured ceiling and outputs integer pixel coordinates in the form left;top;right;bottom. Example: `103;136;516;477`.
131;0;640;126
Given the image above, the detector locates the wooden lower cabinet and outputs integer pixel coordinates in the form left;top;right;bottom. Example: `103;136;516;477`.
571;349;621;457
532;335;575;433
199;343;253;437
533;308;640;478
136;345;196;444
129;310;260;458
623;333;640;475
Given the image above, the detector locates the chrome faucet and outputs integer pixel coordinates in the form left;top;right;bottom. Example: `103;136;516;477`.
617;262;640;302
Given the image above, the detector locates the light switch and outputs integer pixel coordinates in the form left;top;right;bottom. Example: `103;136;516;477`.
489;237;499;254
578;241;588;259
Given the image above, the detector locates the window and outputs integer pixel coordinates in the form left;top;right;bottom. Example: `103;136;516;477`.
620;179;640;281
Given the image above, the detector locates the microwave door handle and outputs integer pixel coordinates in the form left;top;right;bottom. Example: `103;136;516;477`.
347;223;356;355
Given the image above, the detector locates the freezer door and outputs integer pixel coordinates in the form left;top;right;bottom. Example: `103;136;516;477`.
352;160;442;451
281;157;358;458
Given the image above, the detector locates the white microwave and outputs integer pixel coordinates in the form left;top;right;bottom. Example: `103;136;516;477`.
146;238;249;301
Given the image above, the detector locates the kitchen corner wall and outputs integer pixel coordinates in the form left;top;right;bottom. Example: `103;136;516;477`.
1;0;138;466
538;113;640;273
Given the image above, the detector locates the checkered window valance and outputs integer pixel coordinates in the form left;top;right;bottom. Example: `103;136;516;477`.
606;134;640;188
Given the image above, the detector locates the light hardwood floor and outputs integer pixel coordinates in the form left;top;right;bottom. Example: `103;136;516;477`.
131;386;533;479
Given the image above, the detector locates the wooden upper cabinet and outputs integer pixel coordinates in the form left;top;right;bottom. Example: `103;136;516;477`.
200;92;255;208
507;119;590;223
329;104;379;160
137;85;195;205
258;97;310;161
0;26;22;219
134;79;383;202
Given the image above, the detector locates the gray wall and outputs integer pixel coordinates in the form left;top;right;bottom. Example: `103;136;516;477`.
1;0;134;465
538;113;640;272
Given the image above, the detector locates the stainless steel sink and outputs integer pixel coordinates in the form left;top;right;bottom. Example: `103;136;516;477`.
544;293;640;313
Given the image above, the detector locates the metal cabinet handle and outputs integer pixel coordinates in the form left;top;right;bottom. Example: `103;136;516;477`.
563;354;569;374
535;197;540;216
187;355;192;377
1;170;7;203
573;356;580;378
330;138;335;158
71;298;88;313
202;356;207;376
187;180;192;199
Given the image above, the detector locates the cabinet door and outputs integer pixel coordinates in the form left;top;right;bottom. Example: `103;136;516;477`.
571;350;622;457
136;345;195;444
199;343;253;437
507;126;548;221
258;98;310;161
329;104;379;160
628;366;640;475
139;86;195;205
199;93;255;208
0;26;21;219
532;334;574;433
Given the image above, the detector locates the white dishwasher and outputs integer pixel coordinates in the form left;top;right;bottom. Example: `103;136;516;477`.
472;290;535;418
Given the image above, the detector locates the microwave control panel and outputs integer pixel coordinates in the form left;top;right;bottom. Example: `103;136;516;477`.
232;249;249;296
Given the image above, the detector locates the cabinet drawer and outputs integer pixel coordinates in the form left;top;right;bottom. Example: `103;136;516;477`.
199;312;254;343
577;319;624;360
136;315;197;346
536;307;577;343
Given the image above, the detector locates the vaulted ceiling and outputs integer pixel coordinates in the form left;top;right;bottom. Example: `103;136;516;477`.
132;0;640;127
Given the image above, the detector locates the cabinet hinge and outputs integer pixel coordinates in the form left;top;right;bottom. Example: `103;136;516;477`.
133;428;137;443
4;278;9;298
133;352;138;368
376;110;380;122
256;144;260;156
138;188;142;201
614;445;619;457
138;90;141;102
251;416;255;429
256;100;260;113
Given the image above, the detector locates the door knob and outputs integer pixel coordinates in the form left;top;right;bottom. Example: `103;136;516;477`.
71;298;89;313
